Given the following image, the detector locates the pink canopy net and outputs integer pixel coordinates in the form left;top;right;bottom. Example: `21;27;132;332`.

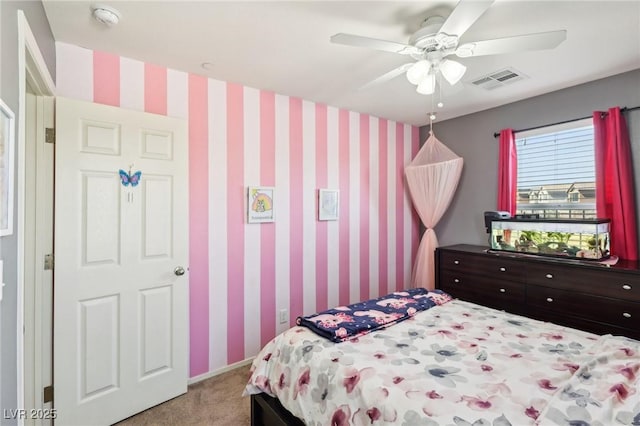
405;131;463;289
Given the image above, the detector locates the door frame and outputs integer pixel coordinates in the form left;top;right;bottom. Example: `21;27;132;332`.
17;10;56;425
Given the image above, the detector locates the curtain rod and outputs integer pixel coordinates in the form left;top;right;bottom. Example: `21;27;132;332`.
492;105;640;138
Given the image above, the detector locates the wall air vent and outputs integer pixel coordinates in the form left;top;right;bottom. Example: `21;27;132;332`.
471;68;527;90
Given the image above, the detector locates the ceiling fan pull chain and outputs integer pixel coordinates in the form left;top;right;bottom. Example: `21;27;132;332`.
438;73;444;108
429;91;435;134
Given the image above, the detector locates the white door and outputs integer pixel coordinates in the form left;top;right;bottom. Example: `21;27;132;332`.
53;97;189;425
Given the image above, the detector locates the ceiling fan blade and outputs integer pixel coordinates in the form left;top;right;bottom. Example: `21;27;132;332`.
330;33;420;56
456;30;567;57
438;0;494;38
360;63;414;90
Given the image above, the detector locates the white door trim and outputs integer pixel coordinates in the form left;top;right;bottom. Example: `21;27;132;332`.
17;10;56;426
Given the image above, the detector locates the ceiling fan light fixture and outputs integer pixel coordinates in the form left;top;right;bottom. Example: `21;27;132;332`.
329;0;567;104
440;59;467;85
406;60;430;85
416;73;436;95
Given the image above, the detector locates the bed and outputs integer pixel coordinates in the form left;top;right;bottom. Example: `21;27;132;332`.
244;290;640;426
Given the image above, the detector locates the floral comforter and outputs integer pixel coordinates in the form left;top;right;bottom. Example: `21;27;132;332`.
245;300;640;426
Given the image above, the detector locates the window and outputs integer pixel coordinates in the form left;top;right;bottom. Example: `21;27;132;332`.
515;119;595;219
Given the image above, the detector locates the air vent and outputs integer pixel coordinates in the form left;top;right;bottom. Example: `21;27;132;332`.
471;68;527;90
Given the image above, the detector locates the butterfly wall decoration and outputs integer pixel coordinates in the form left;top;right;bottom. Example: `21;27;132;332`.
119;168;142;187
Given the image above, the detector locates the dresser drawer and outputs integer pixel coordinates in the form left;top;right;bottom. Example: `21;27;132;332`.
527;285;640;330
438;250;484;271
440;269;525;308
439;250;525;280
527;263;640;302
525;308;640;340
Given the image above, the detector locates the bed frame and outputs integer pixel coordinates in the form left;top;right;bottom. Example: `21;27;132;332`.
250;393;304;426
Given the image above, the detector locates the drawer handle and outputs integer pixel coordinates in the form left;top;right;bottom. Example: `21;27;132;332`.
546;297;554;302
545;274;554;279
623;312;632;318
499;267;506;272
499;288;506;293
622;284;632;290
454;260;460;265
454;278;460;283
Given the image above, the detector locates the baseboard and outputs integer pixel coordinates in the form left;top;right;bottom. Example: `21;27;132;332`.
188;357;254;385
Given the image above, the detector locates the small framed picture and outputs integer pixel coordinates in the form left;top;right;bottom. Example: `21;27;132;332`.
247;186;275;223
318;189;339;221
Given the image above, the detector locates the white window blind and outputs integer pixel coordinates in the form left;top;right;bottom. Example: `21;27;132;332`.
517;126;594;188
515;119;596;218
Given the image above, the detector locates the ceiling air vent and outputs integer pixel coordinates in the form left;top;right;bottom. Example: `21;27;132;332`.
471;68;527;90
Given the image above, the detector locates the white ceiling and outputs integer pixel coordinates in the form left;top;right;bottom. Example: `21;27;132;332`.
42;0;640;126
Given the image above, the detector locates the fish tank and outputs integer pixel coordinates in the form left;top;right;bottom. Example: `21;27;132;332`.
489;218;610;260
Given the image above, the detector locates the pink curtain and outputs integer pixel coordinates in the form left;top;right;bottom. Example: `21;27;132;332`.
497;129;517;215
406;132;463;290
593;107;638;260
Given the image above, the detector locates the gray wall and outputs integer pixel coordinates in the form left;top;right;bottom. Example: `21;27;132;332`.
424;69;640;248
0;0;55;418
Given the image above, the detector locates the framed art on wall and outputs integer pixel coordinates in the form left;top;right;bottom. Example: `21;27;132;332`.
0;99;15;236
247;186;275;223
318;189;339;221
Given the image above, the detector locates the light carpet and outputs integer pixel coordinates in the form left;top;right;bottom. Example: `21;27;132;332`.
115;365;251;425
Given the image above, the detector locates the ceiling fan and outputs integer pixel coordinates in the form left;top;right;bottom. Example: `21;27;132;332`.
330;0;566;95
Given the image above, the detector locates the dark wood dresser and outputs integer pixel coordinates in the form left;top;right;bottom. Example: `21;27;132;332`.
435;244;640;340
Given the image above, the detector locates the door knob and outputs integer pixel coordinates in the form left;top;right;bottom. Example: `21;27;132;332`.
174;266;186;276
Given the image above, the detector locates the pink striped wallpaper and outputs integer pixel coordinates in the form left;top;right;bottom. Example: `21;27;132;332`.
56;42;419;378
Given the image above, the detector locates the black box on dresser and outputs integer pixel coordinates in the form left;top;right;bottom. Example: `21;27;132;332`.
435;244;640;340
